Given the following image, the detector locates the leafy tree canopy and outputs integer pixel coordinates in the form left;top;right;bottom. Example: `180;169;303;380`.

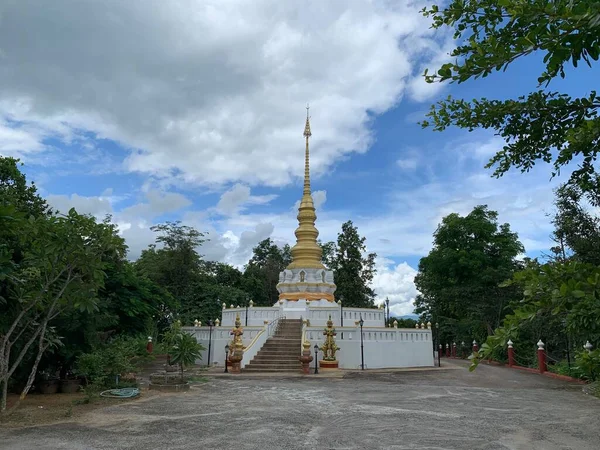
243;238;290;306
415;205;524;341
0;156;48;217
326;221;377;308
421;0;600;195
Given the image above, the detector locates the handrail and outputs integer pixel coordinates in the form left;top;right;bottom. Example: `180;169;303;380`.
243;327;266;352
267;313;286;337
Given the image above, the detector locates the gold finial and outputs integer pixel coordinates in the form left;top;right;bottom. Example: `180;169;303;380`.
287;106;324;270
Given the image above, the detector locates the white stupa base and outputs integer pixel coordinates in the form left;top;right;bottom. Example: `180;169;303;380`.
274;298;337;320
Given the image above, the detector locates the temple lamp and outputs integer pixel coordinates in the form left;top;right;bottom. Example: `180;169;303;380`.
435;322;440;367
224;344;230;373
359;316;365;370
385;297;390;327
314;344;319;374
207;320;214;367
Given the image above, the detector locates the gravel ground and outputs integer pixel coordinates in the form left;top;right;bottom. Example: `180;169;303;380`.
1;359;599;450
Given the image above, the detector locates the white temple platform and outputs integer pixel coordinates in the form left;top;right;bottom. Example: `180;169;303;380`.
186;303;434;370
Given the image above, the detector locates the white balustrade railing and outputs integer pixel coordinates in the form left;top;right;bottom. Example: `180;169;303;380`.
221;307;282;327
305;326;430;343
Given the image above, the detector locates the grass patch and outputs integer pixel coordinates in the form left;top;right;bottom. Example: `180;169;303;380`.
187;376;209;383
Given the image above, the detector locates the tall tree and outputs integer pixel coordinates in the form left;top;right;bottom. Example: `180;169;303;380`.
420;0;600;196
328;221;377;308
318;240;336;268
551;183;600;264
136;221;206;301
0;156;48;217
243;238;288;306
1;208;126;413
414;206;524;341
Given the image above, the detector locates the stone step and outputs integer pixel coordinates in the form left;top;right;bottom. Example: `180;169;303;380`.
262;341;300;346
242;368;302;373
264;338;300;342
257;349;301;355
260;346;299;352
252;355;299;361
251;360;299;366
244;363;300;370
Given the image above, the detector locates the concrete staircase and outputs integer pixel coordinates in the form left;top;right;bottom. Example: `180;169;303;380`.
243;319;303;373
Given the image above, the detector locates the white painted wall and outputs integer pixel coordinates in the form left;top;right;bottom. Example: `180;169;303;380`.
217;304;387;328
186;323;434;370
184;326;265;367
305;326;434;369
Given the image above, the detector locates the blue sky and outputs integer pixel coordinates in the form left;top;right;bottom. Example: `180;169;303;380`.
1;1;597;315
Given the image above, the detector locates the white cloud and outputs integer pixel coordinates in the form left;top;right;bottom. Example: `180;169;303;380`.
372;258;419;316
0;0;447;187
0;120;45;157
396;157;418;170
406;36;455;102
46;193;113;217
217;184;278;216
120;189;192;221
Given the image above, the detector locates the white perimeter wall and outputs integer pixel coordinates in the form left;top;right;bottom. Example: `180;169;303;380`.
185;324;434;370
184;326;266;367
306;326;434;369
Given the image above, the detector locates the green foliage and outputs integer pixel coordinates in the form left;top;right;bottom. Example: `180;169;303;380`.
470;260;600;378
243;238;290;305
1;160;172;412
415;205;524;345
550;183;600;264
326;221;377;308
421;0;600;194
391;317;417;329
136;221;206;302
169;332;204;381
574;348;600;381
76;335;151;388
0;156;48;216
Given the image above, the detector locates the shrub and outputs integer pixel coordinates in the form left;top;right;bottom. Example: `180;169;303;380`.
76;335;151;389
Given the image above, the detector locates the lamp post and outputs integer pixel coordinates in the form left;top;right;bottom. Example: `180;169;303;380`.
359;316;365;370
435;322;440;367
314;344;319;374
338;298;343;340
207;320;214;367
385;297;390;327
224;344;229;373
245;296;249;326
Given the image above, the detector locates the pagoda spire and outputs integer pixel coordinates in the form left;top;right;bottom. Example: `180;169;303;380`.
287;106;324;269
303;104;312;196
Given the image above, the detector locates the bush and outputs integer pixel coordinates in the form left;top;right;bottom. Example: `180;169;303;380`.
574;348;600;381
76;335;152;389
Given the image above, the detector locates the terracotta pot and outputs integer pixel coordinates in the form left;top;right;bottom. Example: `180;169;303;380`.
60;379;81;394
38;379;60;394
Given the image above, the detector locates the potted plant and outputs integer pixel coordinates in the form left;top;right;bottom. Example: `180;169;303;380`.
60;370;82;394
169;332;204;382
161;321;183;372
37;370;60;394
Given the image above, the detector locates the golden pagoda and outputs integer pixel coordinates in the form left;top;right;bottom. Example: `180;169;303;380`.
276;107;336;303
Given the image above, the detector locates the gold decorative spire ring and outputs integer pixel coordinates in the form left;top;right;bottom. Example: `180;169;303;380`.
287;106;325;270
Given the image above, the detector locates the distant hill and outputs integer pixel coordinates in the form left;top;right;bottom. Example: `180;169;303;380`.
398;314;419;320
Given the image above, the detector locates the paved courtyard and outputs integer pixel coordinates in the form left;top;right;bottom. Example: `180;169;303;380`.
1;359;599;449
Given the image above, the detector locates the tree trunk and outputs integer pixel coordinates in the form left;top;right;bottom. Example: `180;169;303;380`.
6;322;49;414
1;379;7;413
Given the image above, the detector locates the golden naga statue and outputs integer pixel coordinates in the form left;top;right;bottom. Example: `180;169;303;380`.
320;315;340;361
228;313;244;373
